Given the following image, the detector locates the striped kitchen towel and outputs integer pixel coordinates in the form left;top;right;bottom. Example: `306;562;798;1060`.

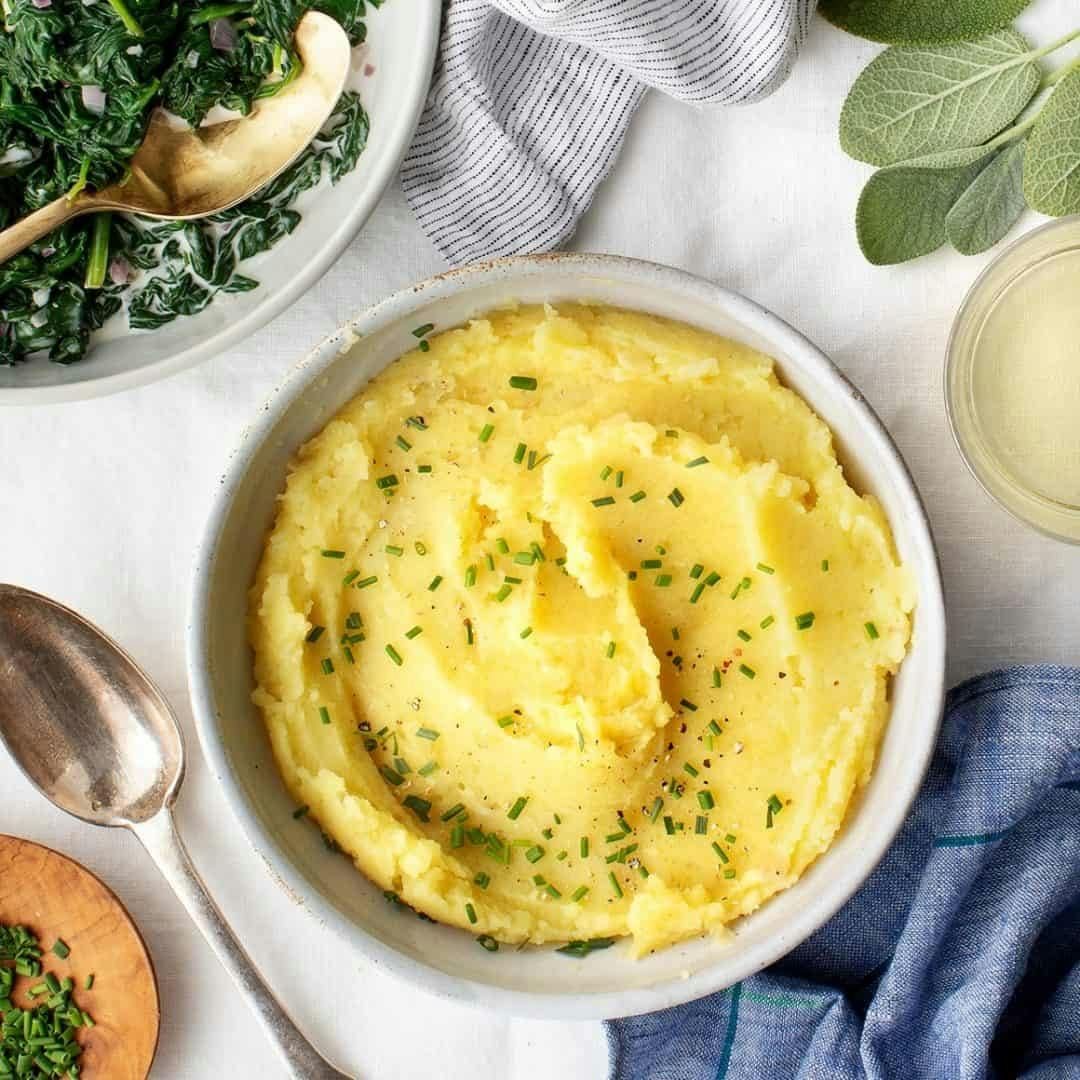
607;666;1080;1079
401;0;816;265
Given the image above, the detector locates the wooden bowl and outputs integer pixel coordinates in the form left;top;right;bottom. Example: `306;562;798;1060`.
0;836;160;1079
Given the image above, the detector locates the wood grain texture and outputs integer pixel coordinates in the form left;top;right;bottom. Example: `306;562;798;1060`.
0;836;160;1079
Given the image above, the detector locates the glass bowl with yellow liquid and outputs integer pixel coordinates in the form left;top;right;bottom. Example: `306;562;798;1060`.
947;217;1080;543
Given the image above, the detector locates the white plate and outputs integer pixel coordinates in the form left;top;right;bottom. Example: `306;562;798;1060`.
0;0;440;405
188;254;947;1020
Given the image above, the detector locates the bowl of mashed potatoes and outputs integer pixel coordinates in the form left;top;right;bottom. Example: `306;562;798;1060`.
188;254;946;1019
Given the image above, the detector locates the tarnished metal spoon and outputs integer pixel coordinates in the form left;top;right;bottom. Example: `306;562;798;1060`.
0;584;352;1080
0;11;351;266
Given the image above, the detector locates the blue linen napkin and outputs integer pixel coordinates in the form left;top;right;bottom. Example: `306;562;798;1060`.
607;666;1080;1079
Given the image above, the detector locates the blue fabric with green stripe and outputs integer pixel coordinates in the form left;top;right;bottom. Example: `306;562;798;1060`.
607;666;1080;1079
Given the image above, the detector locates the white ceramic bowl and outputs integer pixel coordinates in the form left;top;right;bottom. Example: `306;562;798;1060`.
187;254;947;1020
0;0;440;405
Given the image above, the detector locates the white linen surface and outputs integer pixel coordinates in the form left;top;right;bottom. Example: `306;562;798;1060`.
2;4;1079;1077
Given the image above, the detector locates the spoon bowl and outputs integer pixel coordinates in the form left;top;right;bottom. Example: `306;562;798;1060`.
0;584;351;1079
0;11;352;264
0;587;182;827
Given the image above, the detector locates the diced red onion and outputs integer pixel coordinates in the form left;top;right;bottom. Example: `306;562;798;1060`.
209;17;237;52
108;256;132;286
81;84;107;115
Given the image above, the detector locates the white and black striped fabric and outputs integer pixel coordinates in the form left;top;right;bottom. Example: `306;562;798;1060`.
401;0;817;265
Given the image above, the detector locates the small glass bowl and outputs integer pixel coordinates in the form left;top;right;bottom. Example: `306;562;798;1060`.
945;216;1080;544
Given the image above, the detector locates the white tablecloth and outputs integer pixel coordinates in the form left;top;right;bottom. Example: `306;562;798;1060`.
3;5;1079;1077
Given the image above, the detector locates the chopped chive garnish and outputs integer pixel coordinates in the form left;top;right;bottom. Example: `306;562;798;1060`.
394;757;411;774
381;764;404;786
655;574;673;587
712;842;730;863
680;698;698;711
306;625;325;643
464;903;478;925
504;575;523;585
601;465;613;480
580;836;589;857
756;562;775;574
496;538;510;554
608;872;623;898
450;824;465;848
375;474;399;490
737;629;752;642
418;464;433;473
760;615;775;629
795;612;815;630
497;715;514;728
485;553;495;571
690;564;704;580
345;612;362;629
663;815;675;835
419;760;438;776
464;564;477;588
84;974;94;990
542;827;554;839
343;571;360;587
525;845;545;863
615;471;624;488
509;375;538;390
417;727;440;741
475;872;491;889
465;619;474;645
641;558;662;569
494;584;512;603
439;803;465;822
697;791;714;810
592;496;616;507
686;456;709;468
319;706;331;725
724;868;737;879
628;571;638;580
545;884;561;899
412;323;435;337
520;626;533;639
320;658;334;675
321;549;345;559
766;793;784;829
712;667;722;687
415;541;428;555
507;796;529;820
428;575;443;591
385;644;403;666
571;885;589;903
690;582;705;604
406;416;428;430
649;797;664;823
530;542;546;562
356;575;378;589
683;762;699;778
513;551;535;565
385;544;404;557
725;833;736;843
419;340;431;352
705;571;721;587
708;719;722;736
512;443;527;466
667;488;685;507
477;935;499;952
478;423;495;443
396;435;412;451
695;815;708;835
606;641;616;659
403;795;432;822
629;490;646;503
865;621;880;640
739;663;756;679
821;559;830;572
293;804;310;819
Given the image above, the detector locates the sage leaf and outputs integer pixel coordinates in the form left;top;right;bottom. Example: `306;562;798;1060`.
856;147;994;265
840;30;1040;167
820;0;1031;46
1024;67;1080;217
946;140;1027;255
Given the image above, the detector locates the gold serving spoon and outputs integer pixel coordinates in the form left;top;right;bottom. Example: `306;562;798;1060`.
0;11;351;266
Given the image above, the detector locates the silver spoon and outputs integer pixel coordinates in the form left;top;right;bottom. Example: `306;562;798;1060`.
0;584;352;1079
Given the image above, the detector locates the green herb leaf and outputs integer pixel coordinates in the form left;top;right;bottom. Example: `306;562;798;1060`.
1025;68;1080;216
820;0;1031;45
946;139;1028;254
856;146;993;265
840;30;1039;167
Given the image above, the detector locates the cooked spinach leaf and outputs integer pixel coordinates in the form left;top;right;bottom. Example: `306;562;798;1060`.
0;0;377;368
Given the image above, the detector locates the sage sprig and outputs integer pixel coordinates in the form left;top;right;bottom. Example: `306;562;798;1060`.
837;16;1080;265
821;0;1032;46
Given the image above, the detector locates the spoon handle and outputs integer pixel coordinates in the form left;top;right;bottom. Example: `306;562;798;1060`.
134;811;353;1080
0;196;91;265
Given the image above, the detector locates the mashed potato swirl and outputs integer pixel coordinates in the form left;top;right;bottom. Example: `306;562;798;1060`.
249;304;914;956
